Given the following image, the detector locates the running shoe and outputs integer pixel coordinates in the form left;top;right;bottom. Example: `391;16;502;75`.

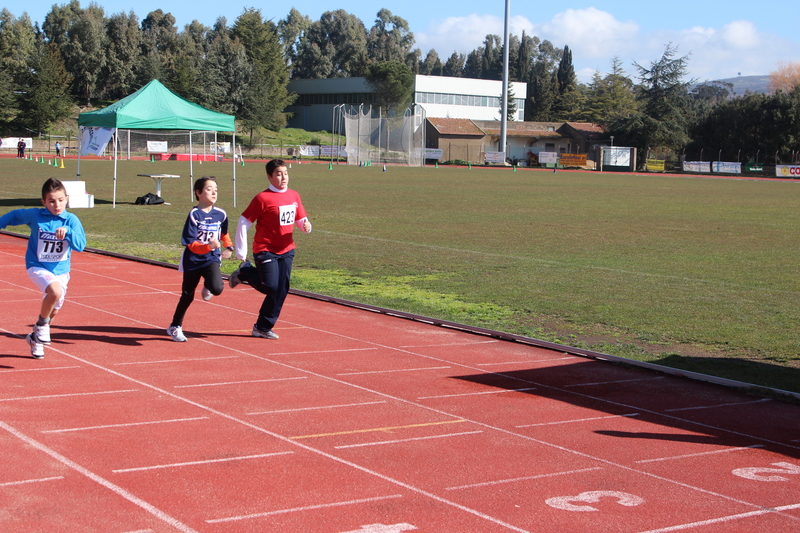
26;333;44;359
201;287;213;301
167;325;187;342
228;261;251;288
252;326;279;339
33;322;51;344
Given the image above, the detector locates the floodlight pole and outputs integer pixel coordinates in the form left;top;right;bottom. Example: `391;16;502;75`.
499;0;510;160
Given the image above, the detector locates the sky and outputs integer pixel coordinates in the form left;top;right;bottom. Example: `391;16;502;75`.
8;0;799;84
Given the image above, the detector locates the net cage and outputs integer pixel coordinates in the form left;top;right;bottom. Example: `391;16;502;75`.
114;130;226;160
336;104;426;167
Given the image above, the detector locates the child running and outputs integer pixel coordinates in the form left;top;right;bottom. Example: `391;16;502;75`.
0;178;86;358
167;176;233;342
229;159;312;339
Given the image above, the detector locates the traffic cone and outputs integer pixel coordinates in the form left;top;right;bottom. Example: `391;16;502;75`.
435;162;438;168
53;158;58;167
469;164;472;169
383;165;386;172
59;159;65;169
328;162;333;170
513;165;516;172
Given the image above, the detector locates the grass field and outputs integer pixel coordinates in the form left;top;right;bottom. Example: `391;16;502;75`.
2;156;799;395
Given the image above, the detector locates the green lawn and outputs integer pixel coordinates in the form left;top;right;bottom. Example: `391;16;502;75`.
2;157;799;394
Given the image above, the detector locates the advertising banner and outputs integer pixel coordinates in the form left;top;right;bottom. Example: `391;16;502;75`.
485;151;505;163
683;161;711;173
559;153;587;166
538;151;558;164
646;159;665;171
425;148;444;160
712;161;742;174
1;137;34;150
210;142;231;154
146;141;168;153
80;126;115;156
776;165;800;178
603;147;631;166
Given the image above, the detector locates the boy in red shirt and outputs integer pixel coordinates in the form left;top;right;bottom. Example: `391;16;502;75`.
229;159;312;339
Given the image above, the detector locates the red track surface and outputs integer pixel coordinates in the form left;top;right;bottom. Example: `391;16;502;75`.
1;233;799;532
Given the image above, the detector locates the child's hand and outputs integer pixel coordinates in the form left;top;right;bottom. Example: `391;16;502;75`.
208;237;220;249
55;227;68;239
221;249;232;259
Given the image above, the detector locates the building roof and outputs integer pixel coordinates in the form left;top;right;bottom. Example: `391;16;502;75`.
427;117;485;136
564;122;606;139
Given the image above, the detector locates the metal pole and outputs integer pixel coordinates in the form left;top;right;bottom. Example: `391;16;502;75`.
499;0;510;159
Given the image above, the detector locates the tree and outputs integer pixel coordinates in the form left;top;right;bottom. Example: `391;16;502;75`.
195;21;253;116
503;84;517;121
293;10;368;78
462;49;482;78
526;60;557;121
367;9;413;63
138;9;178;86
19;42;73;133
442;52;465;77
0;65;19;131
552;44;581;120
768;62;800;93
0;9;36;86
277;8;310;72
64;4;107;103
364;60;414;114
419;49;442;76
581;57;637;125
480;34;501;80
103;11;141;99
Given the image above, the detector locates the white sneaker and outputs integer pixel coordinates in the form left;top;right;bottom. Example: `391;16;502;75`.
252;326;279;339
201;287;213;301
34;322;51;344
26;333;44;359
167;325;187;342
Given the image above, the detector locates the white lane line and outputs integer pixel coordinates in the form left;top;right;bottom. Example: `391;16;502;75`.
247;401;387;416
565;377;665;387
638;503;800;532
267;348;379;355
399;340;500;348
0;389;139;402
446;467;605;491
114;356;239;366
206;494;404;524
0;421;198;533
475;357;575;366
337;366;451;376
120;530;153;533
0;476;65;487
113;451;294;473
335;431;484;449
516;413;640;428
418;388;537;400
635;445;765;464
174;376;307;389
41;417;210;434
664;399;772;412
0;366;81;372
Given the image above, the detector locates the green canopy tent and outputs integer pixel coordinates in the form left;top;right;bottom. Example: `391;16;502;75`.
77;80;238;207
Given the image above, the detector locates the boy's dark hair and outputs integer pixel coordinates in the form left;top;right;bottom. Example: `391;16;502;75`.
42;178;65;199
193;176;216;200
266;159;287;176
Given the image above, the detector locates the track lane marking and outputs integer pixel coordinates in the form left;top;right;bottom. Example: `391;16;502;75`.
0;366;81;372
337;366;451;376
41;417;210;434
114;356;240;366
0;389;139;402
565;377;665;387
635;445;765;464
445;467;605;491
516;413;640;428
247;400;387;415
206;494;404;524
113;451;294;473
664;398;772;412
0;476;65;487
418;387;537;399
0;421;199;533
174;376;307;388
475;357;575;366
638;502;800;532
334;430;484;449
291;419;468;440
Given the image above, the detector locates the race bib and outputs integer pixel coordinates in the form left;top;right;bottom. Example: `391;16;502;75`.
37;229;68;262
196;221;221;244
279;204;297;226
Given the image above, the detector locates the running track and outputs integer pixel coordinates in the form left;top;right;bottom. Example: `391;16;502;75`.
1;232;799;533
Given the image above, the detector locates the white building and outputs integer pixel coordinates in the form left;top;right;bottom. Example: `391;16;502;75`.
286;75;526;131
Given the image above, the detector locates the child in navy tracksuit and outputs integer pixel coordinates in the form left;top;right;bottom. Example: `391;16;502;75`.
167;177;233;342
0;178;86;358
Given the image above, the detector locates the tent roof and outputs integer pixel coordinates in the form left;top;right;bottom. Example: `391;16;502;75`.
78;80;235;131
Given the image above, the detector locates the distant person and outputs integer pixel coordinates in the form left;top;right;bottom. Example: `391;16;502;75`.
17;139;26;158
167;177;233;342
0;178;86;358
228;159;312;339
55;141;61;157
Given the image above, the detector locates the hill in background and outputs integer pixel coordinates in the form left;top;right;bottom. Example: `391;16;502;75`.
700;75;771;95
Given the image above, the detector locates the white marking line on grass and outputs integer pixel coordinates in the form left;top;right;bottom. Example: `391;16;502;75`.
664;398;772;412
338;366;451;376
445;467;605;491
0;421;199;533
113;451;294;473
565;377;665;387
0;476;64;487
41;417;209;434
114;356;240;366
0;389;138;402
335;430;484;449
174;376;307;389
516;413;640;428
475;357;575;366
206;494;404;524
637;503;800;533
418;387;537;400
247;400;387;416
635;445;765;464
0;366;81;372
